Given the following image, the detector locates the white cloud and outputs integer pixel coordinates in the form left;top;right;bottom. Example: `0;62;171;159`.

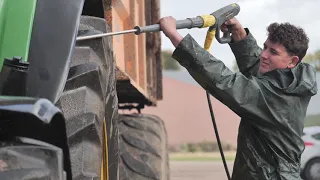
160;0;320;69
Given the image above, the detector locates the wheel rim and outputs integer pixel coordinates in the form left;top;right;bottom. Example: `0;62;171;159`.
309;161;320;180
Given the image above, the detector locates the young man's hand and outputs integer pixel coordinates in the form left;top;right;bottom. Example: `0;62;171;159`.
221;17;247;42
158;16;183;47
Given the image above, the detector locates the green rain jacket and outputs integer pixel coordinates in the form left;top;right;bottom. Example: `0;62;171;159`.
171;28;318;180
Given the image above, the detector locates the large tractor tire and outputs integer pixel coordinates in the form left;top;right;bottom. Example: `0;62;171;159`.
118;113;170;180
56;15;119;180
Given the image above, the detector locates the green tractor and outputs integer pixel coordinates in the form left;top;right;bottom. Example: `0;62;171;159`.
0;0;169;179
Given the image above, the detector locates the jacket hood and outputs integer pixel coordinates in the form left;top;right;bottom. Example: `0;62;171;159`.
262;62;318;96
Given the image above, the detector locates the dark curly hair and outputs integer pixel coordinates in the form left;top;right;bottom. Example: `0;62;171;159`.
267;22;309;62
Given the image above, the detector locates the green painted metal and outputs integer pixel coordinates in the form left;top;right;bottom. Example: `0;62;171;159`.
0;0;37;70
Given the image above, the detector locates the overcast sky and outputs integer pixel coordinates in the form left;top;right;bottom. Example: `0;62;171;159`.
159;0;320;69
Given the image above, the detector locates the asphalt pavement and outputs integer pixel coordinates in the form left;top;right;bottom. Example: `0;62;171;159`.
170;161;234;180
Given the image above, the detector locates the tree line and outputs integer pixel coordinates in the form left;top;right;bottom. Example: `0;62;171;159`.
231;50;320;72
161;50;181;71
161;50;320;72
303;50;320;71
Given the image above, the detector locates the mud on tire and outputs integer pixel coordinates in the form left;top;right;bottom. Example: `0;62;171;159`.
118;113;170;180
56;15;119;180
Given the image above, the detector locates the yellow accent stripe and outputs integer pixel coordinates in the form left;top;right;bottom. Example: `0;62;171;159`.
200;15;216;28
101;119;109;180
101;157;104;179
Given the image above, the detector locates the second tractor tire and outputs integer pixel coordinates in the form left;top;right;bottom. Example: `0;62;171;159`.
118;113;170;180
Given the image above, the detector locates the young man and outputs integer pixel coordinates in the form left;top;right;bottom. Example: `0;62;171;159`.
159;16;318;180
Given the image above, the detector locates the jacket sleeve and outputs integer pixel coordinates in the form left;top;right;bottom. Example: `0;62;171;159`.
228;28;261;77
172;34;282;128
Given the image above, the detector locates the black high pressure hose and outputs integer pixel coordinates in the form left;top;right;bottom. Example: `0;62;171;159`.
206;91;231;180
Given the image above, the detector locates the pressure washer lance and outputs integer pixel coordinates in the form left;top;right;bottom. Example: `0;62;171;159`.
76;15;216;41
76;3;240;48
